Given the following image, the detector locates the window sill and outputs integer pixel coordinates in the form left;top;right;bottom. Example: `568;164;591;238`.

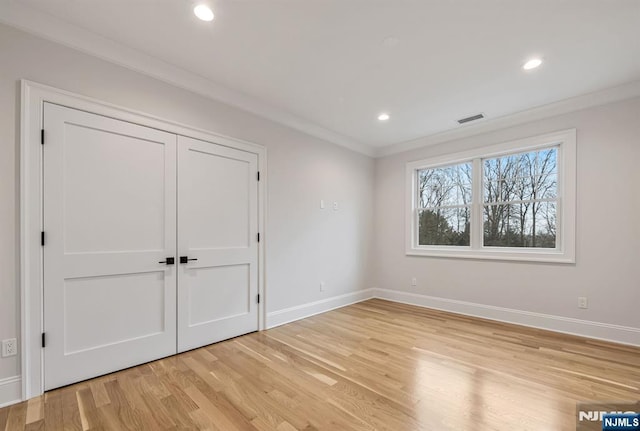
406;247;575;264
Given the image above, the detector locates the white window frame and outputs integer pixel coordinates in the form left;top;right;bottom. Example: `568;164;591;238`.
406;129;576;263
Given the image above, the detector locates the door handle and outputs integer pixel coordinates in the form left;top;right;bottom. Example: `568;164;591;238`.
180;256;198;264
158;257;175;265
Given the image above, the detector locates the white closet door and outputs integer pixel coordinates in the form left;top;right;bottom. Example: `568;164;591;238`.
43;103;178;390
177;136;259;352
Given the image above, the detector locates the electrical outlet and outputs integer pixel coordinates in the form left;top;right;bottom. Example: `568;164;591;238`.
411;277;417;287
578;297;588;309
320;281;325;292
2;338;17;357
320;200;325;209
333;201;338;211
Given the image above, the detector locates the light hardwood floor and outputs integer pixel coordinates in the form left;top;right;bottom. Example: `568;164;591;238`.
1;299;639;430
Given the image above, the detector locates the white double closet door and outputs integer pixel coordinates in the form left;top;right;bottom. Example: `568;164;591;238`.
43;103;259;390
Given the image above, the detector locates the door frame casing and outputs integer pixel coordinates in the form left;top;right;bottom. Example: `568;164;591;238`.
20;80;268;400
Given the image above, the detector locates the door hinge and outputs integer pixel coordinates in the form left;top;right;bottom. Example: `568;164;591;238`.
41;231;45;246
41;129;45;145
257;171;260;181
42;332;46;348
257;233;260;243
257;294;260;304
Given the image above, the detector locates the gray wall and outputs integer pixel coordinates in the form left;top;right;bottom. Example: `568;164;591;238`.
374;97;640;329
0;23;375;381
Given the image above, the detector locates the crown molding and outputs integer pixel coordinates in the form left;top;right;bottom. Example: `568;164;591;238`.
0;1;375;157
376;79;640;158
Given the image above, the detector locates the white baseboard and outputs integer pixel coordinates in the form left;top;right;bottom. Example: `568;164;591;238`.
0;375;22;408
267;289;375;329
266;288;639;347
373;288;640;347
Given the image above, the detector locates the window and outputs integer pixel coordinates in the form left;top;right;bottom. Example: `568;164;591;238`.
483;147;558;248
406;130;576;262
417;163;472;246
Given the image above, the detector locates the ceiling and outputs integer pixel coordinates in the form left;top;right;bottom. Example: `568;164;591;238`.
3;0;640;154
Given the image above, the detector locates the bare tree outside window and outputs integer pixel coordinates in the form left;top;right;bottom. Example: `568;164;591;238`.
416;147;558;249
483;147;557;248
417;163;472;246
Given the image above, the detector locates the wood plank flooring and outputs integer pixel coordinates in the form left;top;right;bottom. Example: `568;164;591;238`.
1;299;638;430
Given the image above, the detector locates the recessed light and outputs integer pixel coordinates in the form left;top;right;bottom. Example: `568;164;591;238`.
378;113;390;121
523;58;543;70
194;4;214;21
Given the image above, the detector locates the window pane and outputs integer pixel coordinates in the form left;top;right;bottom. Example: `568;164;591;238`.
418;208;470;246
484;173;557;202
483;202;556;248
484;147;557;204
418;163;472;208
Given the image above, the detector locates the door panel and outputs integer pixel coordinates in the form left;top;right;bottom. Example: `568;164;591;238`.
62;124;166;252
63;272;166;354
185;149;251;249
177;136;259;352
43;103;178;390
187;264;250;326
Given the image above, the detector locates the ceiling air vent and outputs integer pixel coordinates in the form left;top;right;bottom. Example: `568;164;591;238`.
457;113;484;124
